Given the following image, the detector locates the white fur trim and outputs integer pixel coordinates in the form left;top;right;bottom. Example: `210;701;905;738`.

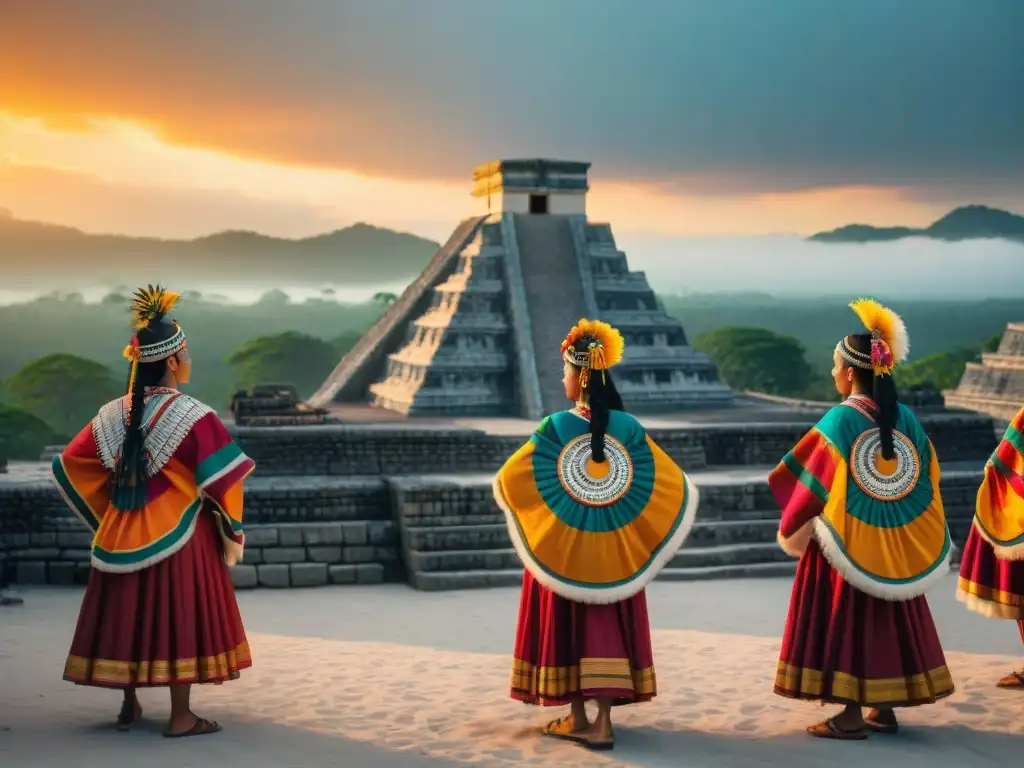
810;517;951;601
956;587;1024;620
971;518;1024;561
777;523;813;558
494;470;700;604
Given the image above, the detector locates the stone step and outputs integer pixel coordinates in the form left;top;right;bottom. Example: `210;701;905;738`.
411;568;524;591
409;540;792;575
669;542;792;568
658;561;798;581
398;505;783;531
403;517;781;554
409;560;799;591
408;547;521;572
403;524;510;552
687;519;779;547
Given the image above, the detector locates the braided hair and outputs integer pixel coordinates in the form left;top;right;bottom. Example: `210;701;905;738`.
570;338;625;463
843;333;900;460
111;286;185;510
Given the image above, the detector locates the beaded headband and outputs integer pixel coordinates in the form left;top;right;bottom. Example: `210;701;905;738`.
836;337;873;370
135;326;187;363
121;285;186;391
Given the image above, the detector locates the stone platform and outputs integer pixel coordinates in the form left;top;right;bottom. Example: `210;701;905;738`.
0;406;998;590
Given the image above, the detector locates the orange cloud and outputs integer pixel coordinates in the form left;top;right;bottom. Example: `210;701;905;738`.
3;110;991;242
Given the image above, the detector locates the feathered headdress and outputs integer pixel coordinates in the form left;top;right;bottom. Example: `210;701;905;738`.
561;318;626;387
846;297;910;376
129;284;180;329
122;285;185;393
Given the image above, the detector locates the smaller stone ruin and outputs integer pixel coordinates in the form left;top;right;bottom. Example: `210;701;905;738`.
230;384;333;427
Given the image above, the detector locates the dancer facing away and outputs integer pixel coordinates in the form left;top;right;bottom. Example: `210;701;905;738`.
771;299;954;740
50;286;255;737
494;319;700;751
957;405;1024;687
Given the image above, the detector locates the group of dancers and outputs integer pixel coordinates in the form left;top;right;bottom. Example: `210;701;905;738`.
51;286;1023;748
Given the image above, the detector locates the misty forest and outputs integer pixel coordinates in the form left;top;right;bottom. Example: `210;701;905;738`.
0;288;1019;462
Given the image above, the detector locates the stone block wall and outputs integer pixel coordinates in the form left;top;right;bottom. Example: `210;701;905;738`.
0;415;996;590
229;413;994;478
0;481;402;588
231;425;708;475
230;426;525;476
229;520;401;590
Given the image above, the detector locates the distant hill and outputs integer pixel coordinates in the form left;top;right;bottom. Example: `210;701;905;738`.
810;205;1024;244
0;216;440;286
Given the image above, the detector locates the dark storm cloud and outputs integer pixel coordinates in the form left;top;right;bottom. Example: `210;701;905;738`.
2;0;1021;194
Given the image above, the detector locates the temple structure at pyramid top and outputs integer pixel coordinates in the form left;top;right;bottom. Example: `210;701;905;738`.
944;322;1024;422
308;159;733;419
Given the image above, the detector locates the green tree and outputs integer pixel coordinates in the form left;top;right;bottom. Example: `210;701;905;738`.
5;354;121;437
897;332;1005;391
0;404;60;461
694;326;812;396
226;331;340;399
373;291;398;308
331;330;363;358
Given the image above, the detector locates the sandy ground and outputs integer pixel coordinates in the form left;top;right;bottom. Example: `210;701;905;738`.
1;573;1022;768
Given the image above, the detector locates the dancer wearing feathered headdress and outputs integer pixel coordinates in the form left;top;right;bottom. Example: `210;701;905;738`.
494;318;700;750
957;404;1024;688
51;286;255;738
770;299;954;739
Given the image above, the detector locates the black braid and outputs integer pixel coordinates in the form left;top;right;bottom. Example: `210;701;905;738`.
847;333;899;460
110;324;175;510
579;366;625;463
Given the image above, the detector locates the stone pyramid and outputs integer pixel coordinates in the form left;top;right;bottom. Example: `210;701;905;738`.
308;159;733;419
945;322;1024;421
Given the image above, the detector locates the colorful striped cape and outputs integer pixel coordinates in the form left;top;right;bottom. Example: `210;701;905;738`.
494;409;699;603
770;395;950;600
50;388;255;573
969;407;1024;560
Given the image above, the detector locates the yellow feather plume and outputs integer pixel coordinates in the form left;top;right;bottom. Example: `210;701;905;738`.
561;318;626;370
849;297;910;363
129;284;181;329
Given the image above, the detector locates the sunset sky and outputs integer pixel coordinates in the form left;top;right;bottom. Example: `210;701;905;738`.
1;0;1022;241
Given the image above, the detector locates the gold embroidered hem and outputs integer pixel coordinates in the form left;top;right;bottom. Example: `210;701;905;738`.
510;657;656;705
774;660;955;707
957;576;1024;620
63;641;252;688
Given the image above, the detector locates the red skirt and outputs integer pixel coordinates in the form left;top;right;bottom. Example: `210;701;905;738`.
775;538;954;708
958;525;1024;625
64;511;251;688
509;571;656;707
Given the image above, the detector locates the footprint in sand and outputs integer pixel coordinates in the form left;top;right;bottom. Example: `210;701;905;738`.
734;718;759;732
739;702;764;715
